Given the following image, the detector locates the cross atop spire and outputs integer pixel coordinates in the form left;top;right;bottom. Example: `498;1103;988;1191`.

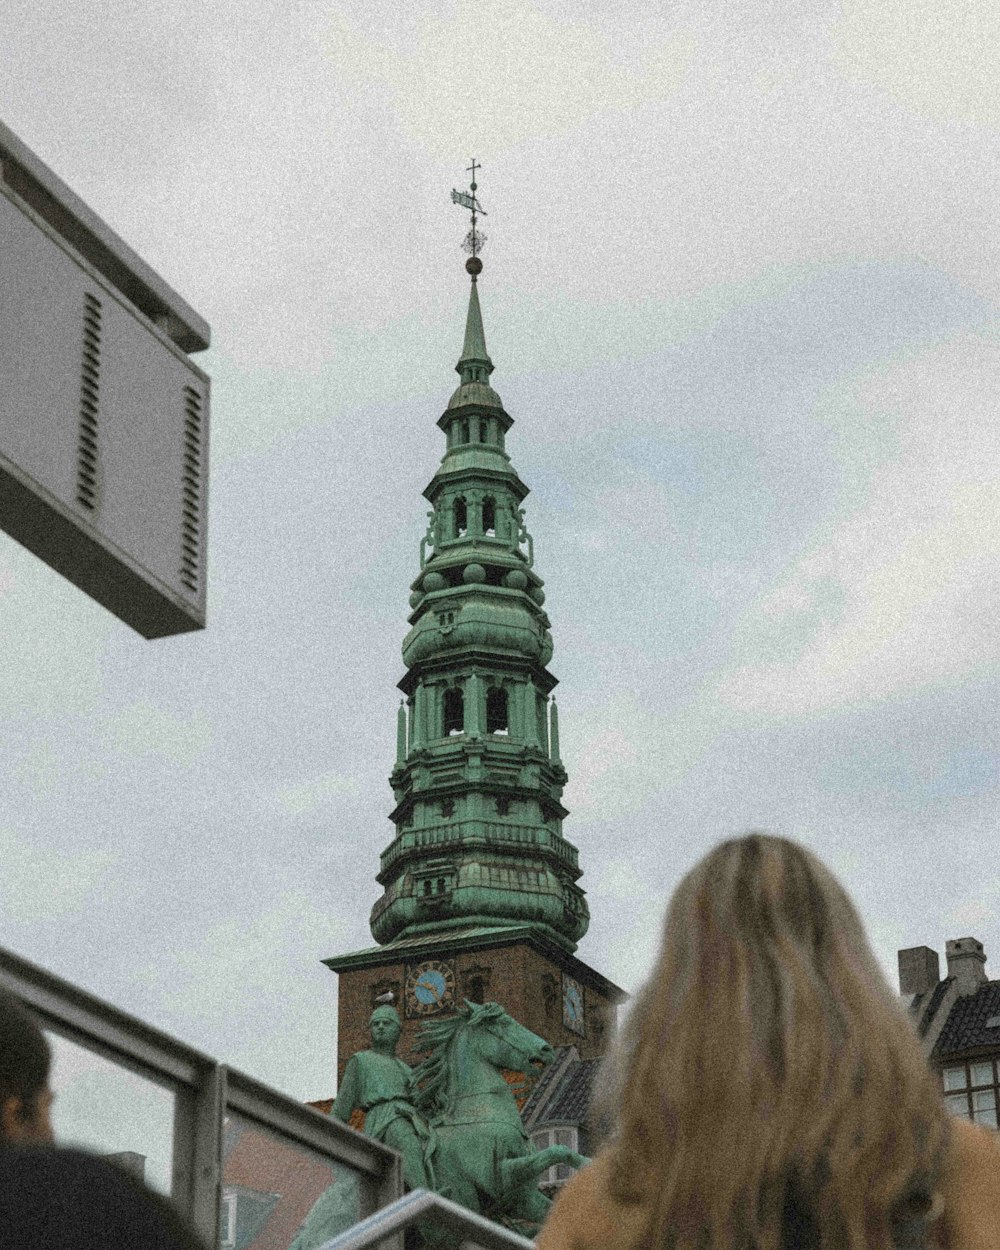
450;161;493;384
450;158;488;272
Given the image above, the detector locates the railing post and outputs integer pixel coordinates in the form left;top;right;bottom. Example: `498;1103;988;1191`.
171;1061;224;1245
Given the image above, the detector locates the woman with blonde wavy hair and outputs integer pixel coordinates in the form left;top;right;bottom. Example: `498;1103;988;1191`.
537;832;1000;1250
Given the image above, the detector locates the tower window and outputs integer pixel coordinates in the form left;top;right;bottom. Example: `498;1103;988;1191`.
486;687;509;735
482;496;496;536
457;419;470;444
487;690;512;735
495;796;511;816
443;688;464;736
454;497;467;537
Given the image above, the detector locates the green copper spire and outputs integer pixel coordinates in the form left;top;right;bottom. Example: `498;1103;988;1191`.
370;166;589;954
456;278;493;386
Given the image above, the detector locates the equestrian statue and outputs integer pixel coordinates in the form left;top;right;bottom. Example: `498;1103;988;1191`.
295;1000;588;1248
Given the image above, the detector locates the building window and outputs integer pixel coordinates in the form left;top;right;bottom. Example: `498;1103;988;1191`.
482;496;496;535
942;1062;999;1129
531;1127;579;1184
486;687;509;735
443;688;464;736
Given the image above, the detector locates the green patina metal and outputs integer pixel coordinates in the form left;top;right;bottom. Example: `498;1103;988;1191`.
408;1000;586;1240
331;1006;433;1191
373;172;589;952
329;1001;586;1247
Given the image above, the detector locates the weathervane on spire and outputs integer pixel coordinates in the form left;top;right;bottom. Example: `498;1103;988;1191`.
450;158;488;276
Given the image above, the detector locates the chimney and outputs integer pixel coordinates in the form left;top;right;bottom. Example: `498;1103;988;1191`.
945;937;988;997
898;945;941;995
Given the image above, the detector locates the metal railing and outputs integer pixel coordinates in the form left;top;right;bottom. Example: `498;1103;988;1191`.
317;1188;536;1250
379;821;578;876
0;943;402;1247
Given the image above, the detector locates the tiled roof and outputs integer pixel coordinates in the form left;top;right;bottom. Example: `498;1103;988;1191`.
907;977;953;1037
521;1045;575;1122
931;979;1000;1058
533;1057;600;1127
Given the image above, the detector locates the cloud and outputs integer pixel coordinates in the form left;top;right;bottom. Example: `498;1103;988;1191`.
716;330;1000;716
835;0;1000;130
273;772;362;817
108;701;212;768
318;2;696;158
943;871;1000;939
0;826;121;922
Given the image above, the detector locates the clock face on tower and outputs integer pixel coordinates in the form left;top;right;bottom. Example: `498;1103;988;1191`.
562;974;585;1035
405;960;456;1016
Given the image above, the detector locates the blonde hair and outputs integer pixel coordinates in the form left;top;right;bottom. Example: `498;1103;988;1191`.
592;832;949;1250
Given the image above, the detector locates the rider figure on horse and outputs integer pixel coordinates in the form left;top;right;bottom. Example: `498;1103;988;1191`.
331;1004;433;1191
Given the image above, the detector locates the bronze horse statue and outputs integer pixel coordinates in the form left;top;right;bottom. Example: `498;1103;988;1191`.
409;1000;588;1239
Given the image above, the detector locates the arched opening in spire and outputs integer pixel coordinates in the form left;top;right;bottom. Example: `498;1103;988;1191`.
486;686;508;735
443;687;464;736
482;496;496;536
453;496;467;537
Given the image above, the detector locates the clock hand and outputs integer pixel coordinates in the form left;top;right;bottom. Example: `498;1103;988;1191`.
416;978;443;1001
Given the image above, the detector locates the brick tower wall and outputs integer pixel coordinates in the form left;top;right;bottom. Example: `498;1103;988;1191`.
335;942;618;1083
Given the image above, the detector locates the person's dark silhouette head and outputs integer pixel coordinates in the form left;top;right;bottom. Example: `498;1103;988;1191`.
0;987;207;1247
0;986;54;1146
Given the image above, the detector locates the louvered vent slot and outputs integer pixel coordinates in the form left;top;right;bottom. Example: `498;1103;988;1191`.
180;386;203;593
76;293;102;510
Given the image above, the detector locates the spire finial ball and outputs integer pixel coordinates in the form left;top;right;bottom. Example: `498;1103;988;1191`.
465;256;483;276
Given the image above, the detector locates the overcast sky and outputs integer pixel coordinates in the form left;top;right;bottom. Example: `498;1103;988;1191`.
2;0;999;1164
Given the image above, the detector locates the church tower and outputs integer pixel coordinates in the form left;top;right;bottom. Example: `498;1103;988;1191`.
324;169;624;1078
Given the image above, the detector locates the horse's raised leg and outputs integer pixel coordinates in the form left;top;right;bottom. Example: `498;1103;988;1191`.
500;1145;588;1195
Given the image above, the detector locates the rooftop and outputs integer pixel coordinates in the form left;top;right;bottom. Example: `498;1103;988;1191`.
929;978;1000;1059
